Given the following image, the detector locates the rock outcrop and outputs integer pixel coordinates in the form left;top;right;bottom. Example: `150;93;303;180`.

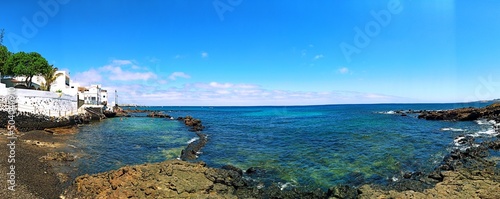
357;135;500;199
358;168;500;199
177;116;207;161
418;103;500;121
63;159;330;198
39;152;76;162
44;126;78;135
179;116;204;131
0;111;77;132
63;160;245;198
147;111;171;118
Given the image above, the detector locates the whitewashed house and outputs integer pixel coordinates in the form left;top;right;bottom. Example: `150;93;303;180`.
82;85;99;105
50;71;80;96
101;89;108;106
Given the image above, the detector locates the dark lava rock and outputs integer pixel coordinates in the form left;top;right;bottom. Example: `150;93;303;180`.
0;111;77;132
63;160;248;198
418;103;500;121
221;165;243;176
428;171;444;181
180;131;207;161
40;152;76;162
403;172;412;179
246;167;265;175
147;111;170;118
327;184;359;199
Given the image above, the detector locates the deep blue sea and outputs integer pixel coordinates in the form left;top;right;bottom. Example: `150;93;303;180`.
64;102;499;189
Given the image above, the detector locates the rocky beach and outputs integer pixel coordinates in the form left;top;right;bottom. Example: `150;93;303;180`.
1;103;500;198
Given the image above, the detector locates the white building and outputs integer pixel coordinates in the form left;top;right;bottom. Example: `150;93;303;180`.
81;84;105;105
101;89;108;106
11;70;79;96
13;75;45;89
50;71;79;96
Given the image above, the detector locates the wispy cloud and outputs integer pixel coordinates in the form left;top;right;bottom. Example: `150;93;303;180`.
72;69;102;86
101;61;157;81
201;52;209;58
339;67;349;74
71;60;412;106
111;59;133;65
168;72;191;80
313;54;324;60
73;59;157;85
131;82;412;106
148;57;160;63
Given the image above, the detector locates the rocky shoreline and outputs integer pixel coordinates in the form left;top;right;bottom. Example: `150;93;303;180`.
58;137;500;198
2;104;500;198
418;103;500;122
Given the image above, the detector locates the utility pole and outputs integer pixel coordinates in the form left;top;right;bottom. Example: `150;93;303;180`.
115;90;118;106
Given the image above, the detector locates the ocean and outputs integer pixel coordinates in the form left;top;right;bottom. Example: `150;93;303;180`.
64;102;499;190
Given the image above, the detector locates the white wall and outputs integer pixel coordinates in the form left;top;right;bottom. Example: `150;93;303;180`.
0;86;78;117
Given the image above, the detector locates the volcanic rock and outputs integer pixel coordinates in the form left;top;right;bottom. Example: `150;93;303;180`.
63;160;245;198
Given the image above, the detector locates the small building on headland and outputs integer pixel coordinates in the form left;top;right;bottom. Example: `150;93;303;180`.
76;84;111;117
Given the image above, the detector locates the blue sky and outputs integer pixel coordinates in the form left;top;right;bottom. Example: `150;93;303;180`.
2;0;500;106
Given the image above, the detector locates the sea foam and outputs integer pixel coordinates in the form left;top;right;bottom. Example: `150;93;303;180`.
187;137;199;144
440;128;465;132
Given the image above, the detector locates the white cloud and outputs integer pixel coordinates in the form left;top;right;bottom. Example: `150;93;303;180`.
72;69;102;86
201;52;209;58
157;80;168;84
169;72;191;80
148;57;160;63
102;65;157;81
112;59;133;65
339;67;349;74
71;60;413;106
313;54;324;60
128;84;413;106
73;59;157;86
209;82;233;88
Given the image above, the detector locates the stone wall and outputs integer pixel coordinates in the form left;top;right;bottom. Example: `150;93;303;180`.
0;86;77;117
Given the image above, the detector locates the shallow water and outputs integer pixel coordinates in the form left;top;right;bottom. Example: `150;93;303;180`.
66;102;498;189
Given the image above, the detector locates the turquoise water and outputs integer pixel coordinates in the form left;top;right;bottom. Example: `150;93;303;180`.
66;102;498;189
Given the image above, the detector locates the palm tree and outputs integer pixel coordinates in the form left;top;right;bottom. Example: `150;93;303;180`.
41;65;62;91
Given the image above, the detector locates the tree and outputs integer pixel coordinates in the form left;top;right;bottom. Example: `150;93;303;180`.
0;45;11;78
0;29;12;78
40;65;62;91
5;52;51;88
0;29;4;45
